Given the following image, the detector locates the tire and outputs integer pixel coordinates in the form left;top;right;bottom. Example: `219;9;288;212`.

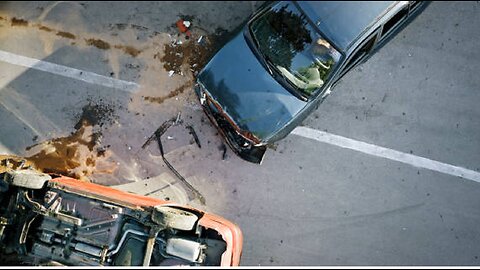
152;206;198;231
5;169;51;189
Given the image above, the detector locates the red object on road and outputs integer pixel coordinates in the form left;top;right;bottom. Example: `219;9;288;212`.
176;19;191;38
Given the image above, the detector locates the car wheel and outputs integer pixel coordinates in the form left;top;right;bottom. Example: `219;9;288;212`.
4;169;51;189
152;206;198;231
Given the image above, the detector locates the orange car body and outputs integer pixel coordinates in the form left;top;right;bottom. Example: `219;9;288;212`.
50;176;243;266
0;162;242;266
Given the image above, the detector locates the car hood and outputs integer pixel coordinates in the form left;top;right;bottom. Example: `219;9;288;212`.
198;31;307;142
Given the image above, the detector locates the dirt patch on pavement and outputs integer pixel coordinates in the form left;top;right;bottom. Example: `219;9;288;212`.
24;101;118;181
0;155;38;174
143;81;194;104
56;31;76;39
85;38;111;50
38;25;53;32
74;99;118;129
10;17;28;26
114;44;142;57
25;123;104;181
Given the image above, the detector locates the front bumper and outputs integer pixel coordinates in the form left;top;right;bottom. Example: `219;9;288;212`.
195;83;266;164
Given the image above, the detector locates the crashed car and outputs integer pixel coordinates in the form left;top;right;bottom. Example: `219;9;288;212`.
0;156;242;266
195;1;428;163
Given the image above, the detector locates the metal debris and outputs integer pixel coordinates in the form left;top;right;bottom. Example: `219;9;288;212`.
154;129;205;205
186;125;201;149
140;118;175;150
220;144;227;160
174;111;182;125
139;118;205;205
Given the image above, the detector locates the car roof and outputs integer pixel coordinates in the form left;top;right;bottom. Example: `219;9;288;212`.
295;1;397;51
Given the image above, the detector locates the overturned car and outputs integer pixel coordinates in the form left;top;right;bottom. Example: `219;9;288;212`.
0;156;242;266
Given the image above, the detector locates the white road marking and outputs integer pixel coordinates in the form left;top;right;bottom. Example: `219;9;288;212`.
2;50;477;184
0;50;139;92
292;126;480;183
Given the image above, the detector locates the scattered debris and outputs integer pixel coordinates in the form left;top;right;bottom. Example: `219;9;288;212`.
140;118;175;150
186;125;201;148
140;118;205;205
176;19;191;39
174;111;182;125
168;70;175;77
161;26;238;75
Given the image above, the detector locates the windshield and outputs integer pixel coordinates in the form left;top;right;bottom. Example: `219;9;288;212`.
249;2;341;97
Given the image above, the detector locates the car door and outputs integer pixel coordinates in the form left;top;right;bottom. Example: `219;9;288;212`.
330;1;412;89
329;29;380;91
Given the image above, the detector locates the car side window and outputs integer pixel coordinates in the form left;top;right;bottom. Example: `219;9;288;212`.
408;1;422;12
336;31;378;81
380;5;409;39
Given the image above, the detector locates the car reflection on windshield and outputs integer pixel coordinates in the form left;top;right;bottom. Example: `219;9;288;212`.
250;3;341;97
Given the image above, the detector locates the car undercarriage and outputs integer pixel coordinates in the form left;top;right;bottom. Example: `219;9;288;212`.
0;156;237;266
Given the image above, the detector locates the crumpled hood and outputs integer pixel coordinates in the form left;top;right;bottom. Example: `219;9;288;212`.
198;31;306;141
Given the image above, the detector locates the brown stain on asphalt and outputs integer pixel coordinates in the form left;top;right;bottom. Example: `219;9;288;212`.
26;122;99;180
114;45;142;57
24;101;118;181
10;17;28;26
1;16;152;59
38;25;53;32
0;155;37;174
143;82;193;104
56;31;76;39
85;38;111;50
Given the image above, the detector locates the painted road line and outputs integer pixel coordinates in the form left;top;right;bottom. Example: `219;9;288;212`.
292;126;480;183
0;50;139;92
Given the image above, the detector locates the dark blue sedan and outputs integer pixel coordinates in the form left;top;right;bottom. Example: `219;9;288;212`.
195;1;428;163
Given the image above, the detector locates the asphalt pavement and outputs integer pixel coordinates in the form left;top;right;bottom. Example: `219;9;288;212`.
0;1;479;266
